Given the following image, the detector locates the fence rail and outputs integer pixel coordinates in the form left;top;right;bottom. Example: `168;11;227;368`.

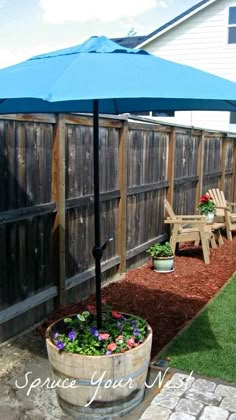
0;113;235;341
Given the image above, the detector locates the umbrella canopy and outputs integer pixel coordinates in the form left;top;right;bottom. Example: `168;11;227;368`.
0;35;236;114
1;35;236;329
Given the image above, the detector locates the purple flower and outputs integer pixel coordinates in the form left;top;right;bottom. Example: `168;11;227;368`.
131;320;137;327
90;327;99;337
133;328;140;336
68;330;76;341
106;350;112;355
56;340;65;350
53;332;59;340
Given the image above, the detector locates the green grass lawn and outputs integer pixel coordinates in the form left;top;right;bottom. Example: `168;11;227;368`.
161;275;236;382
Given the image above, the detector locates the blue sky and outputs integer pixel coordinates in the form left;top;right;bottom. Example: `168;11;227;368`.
0;0;199;68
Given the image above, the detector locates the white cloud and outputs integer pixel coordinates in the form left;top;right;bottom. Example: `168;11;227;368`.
0;50;22;69
0;42;71;69
39;0;168;24
159;0;168;7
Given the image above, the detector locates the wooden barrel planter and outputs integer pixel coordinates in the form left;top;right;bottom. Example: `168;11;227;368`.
46;315;152;419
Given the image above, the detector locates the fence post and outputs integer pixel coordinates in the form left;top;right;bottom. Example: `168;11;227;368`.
118;119;128;273
166;128;176;206
230;138;236;201
220;136;227;192
52;114;66;305
195;131;204;207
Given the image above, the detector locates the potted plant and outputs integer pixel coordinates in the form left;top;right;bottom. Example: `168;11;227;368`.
46;301;152;418
198;193;216;223
146;241;174;273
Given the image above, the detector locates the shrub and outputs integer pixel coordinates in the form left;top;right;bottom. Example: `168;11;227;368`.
146;242;173;258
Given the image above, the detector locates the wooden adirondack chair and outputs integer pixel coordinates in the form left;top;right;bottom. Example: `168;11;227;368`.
164;199;212;264
208;188;236;240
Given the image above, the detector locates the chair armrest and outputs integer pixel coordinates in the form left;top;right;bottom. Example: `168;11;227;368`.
164;219;206;225
172;215;206;220
215;205;230;212
227;201;236;211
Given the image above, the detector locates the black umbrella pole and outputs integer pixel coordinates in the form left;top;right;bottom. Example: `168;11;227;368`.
92;99;103;330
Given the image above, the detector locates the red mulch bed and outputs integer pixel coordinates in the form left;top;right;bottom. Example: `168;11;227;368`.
37;236;236;357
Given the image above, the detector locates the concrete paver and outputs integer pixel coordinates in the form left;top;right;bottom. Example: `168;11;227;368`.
220;397;236;412
140;405;172;419
175;398;203;416
151;392;180;410
198;405;229;419
191;378;216;393
215;384;236;398
185;389;222;405
169;413;195;420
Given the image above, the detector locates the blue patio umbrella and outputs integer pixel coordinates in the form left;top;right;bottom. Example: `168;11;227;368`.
1;35;236;328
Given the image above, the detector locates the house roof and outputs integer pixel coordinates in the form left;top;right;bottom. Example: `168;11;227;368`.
112;35;147;48
113;0;218;49
138;0;218;48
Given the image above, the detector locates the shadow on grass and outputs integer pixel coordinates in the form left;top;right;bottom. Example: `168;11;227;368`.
161;308;222;357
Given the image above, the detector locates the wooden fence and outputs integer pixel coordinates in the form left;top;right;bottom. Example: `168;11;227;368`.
0;113;235;341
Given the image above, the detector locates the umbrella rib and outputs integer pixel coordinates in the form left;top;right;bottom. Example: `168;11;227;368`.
225;99;236;110
45;56;82;101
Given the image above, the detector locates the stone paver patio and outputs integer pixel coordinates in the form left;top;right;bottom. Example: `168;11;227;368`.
140;372;236;420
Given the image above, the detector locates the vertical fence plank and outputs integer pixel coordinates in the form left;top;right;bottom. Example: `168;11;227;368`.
118;120;128;273
52;114;65;305
167;128;176;205
231;139;236;202
0;122;7;212
7;121;17;209
220;137;227;192
195;131;204;207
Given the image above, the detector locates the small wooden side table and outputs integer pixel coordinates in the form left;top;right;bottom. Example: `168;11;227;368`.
207;222;224;247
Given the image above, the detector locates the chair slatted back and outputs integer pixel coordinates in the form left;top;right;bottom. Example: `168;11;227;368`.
164;199;176;219
208;188;227;217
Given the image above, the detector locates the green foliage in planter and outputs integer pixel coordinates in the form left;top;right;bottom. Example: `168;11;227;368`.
50;303;147;356
146;241;173;258
198;193;216;215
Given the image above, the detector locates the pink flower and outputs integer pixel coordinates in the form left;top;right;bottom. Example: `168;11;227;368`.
111;311;123;319
102;298;107;304
126;337;135;349
99;333;110;340
107;342;117;352
116;335;123;341
116;335;124;344
86;304;96;314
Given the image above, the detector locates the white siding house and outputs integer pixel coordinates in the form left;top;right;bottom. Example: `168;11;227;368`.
137;0;236;132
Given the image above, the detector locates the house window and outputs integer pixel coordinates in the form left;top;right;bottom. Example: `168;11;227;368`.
230;111;236;124
228;7;236;43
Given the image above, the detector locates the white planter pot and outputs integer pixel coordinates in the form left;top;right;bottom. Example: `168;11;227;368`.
205;212;215;223
152;255;174;273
